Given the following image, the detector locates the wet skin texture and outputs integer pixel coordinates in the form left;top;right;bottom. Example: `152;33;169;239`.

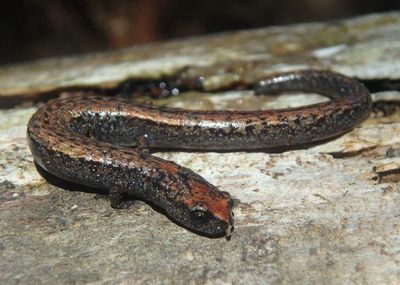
27;70;372;237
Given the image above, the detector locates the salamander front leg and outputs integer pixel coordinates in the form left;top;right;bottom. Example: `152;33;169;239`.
109;187;138;209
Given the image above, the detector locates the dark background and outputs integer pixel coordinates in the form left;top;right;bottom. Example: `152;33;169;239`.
1;0;399;65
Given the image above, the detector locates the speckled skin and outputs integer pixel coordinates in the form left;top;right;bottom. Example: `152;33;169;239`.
27;70;371;237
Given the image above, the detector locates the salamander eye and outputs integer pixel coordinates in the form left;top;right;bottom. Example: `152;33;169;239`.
190;208;212;224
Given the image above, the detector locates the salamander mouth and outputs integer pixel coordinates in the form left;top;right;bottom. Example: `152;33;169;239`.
225;224;234;238
225;210;234;238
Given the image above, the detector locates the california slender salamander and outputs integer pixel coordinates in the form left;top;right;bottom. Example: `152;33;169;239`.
27;70;372;237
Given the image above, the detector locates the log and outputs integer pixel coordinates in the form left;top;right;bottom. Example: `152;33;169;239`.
1;12;399;285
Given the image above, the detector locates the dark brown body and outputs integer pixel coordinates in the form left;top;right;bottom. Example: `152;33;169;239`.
27;70;372;237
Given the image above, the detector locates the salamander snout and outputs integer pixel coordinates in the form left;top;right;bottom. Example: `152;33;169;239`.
183;179;234;237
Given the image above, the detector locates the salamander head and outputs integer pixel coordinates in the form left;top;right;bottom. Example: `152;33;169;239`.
182;179;234;238
150;161;234;237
